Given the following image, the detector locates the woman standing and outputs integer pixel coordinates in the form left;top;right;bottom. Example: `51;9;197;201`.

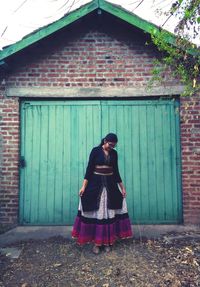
72;133;133;254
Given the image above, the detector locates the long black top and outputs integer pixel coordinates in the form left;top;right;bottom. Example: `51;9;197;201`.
81;146;123;212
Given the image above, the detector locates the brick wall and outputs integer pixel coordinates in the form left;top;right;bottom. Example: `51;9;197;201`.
0;90;19;225
0;14;199;225
5;34;170;88
180;96;200;224
5;12;178;90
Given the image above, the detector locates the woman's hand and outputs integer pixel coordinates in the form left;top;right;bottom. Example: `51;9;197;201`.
121;187;126;198
118;182;126;198
79;187;85;197
79;179;88;197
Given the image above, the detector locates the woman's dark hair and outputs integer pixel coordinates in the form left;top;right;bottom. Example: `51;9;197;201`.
99;138;105;146
99;133;118;146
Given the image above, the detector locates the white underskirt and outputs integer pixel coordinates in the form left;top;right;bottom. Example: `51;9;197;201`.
79;187;128;220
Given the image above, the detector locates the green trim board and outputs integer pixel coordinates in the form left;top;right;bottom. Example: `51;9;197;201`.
98;1;198;56
0;1;98;62
0;0;198;63
100;1;173;41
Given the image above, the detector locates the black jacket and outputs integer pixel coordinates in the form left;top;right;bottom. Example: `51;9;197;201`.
81;146;123;212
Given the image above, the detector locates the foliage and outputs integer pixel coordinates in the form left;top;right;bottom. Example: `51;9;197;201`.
150;0;200;96
171;0;200;37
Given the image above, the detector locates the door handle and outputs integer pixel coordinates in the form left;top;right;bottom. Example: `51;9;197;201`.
20;156;26;168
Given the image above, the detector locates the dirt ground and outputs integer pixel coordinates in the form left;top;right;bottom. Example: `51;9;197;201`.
0;231;200;287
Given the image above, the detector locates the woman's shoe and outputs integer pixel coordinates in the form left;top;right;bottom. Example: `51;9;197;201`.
104;246;111;252
92;245;100;254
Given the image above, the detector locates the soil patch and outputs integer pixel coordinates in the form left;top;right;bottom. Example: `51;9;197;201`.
0;231;200;287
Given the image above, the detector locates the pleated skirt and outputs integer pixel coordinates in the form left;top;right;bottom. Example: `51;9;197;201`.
72;187;133;246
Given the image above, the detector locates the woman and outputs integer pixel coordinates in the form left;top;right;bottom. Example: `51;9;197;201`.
72;133;133;254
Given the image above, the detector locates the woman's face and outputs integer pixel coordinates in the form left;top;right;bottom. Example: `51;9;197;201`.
104;141;117;151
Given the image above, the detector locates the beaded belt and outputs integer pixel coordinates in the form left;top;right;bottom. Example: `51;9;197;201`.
94;165;113;176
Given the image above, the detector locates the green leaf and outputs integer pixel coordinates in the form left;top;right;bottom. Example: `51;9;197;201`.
184;10;192;20
197;17;200;24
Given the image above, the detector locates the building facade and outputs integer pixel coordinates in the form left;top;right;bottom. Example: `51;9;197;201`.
0;0;199;226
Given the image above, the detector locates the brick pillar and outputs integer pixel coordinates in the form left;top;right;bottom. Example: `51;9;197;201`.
0;93;19;225
180;95;200;224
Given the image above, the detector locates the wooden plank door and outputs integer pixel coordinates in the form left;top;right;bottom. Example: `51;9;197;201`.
20;100;101;224
20;98;182;225
101;99;182;223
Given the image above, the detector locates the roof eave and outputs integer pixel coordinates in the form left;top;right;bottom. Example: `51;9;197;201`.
100;0;199;56
0;0;198;63
0;0;99;62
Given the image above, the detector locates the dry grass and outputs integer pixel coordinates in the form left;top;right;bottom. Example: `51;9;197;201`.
0;232;200;287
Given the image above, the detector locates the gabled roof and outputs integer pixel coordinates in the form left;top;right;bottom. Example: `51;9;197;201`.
0;0;197;65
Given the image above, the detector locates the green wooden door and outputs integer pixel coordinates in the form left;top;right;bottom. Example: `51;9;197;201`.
20;101;101;225
100;100;182;224
20;99;182;225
